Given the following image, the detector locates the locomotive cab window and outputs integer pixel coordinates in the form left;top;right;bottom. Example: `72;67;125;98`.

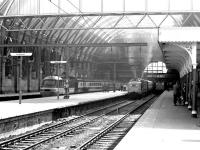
42;79;57;88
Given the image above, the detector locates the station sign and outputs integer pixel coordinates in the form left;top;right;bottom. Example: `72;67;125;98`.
50;61;67;64
10;53;32;56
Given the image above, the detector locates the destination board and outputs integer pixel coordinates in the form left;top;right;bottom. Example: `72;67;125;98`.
10;53;32;56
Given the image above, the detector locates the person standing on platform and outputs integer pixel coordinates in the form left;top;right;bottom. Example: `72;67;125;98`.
173;82;180;106
182;82;186;105
64;79;69;99
103;84;107;92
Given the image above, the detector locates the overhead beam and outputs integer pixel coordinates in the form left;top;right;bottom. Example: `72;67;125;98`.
0;42;147;47
7;27;157;32
3;12;199;32
1;11;200;19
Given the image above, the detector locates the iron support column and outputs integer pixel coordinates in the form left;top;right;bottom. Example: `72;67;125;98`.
188;71;192;110
183;75;186;105
191;42;197;117
86;62;89;78
0;57;6;94
0;61;1;94
56;63;59;100
18;57;22;104
180;77;183;97
113;63;116;92
185;73;189;105
27;61;33;92
192;65;197;117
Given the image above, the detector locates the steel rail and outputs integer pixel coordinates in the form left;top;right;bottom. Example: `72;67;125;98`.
21;100;136;150
75;95;156;150
0;100;134;150
0;100;126;148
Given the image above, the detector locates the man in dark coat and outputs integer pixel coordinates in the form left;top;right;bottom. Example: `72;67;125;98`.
173;82;180;106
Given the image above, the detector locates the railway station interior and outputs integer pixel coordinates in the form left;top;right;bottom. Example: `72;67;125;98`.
1;0;200;149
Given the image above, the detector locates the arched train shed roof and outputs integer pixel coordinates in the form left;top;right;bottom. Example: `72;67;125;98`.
1;0;200;78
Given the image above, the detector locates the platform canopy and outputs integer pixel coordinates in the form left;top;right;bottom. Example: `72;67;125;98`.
159;27;200;42
159;27;200;77
1;0;200;79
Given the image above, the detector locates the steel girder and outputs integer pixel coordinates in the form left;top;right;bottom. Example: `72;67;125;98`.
1;11;200;48
1;11;200;31
0;42;147;47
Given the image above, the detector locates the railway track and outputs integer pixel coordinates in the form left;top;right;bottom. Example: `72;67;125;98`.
0;99;135;150
75;95;156;150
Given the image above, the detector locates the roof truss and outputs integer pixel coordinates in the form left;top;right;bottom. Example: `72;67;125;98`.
1;11;200;32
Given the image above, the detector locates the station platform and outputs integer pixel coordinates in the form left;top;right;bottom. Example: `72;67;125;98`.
114;90;200;150
0;92;41;101
0;91;127;120
0;92;40;98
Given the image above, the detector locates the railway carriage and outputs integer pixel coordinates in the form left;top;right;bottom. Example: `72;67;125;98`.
77;79;104;93
40;76;121;97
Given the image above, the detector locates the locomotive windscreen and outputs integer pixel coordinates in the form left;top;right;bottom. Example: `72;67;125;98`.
42;79;56;88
